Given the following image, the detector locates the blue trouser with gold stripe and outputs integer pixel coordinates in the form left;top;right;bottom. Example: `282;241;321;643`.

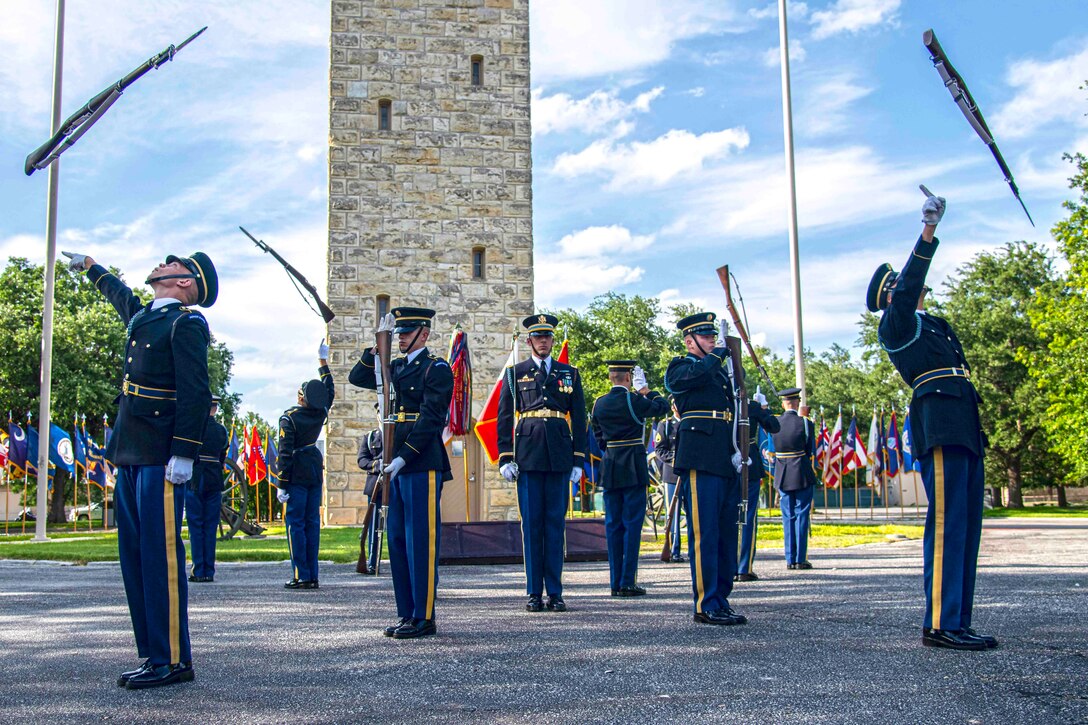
185;485;221;579
517;471;568;598
665;479;687;559
387;470;441;620
737;476;761;575
780;485;813;565
920;445;984;632
603;485;647;591
684;470;740;614
116;465;191;666
285;483;322;583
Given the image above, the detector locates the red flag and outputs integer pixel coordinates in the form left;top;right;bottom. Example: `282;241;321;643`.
473;345;516;465
814;415;829;471
246;426;268;485
444;328;472;442
823;410;843;488
556;339;569;365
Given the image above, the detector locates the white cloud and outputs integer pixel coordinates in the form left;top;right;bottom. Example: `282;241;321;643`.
992;44;1088;139
552;127;751;189
809;0;901;40
762;39;807;67
796;73;873;136
557;226;655;256
531;86;664;137
749;1;810;21
536;224;656;306
682;87;707;98
530;0;742;82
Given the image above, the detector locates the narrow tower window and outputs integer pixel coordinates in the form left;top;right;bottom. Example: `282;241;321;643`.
472;247;485;280
470;56;484;87
378;99;392;131
376;294;390;321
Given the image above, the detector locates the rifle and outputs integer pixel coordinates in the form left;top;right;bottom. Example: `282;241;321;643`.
726;336;750;533
716;266;780;398
371;326;395;575
240;227;336;323
25;27;207;176
660;483;680;562
923;29;1034;226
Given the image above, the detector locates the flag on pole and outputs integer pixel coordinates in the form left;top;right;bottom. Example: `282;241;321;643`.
843;415;866;473
556;338;570;364
443;326;472;444
246;426;267;485
823;410;843;488
473;336;517;465
901;411;921;472
72;416;88;473
0;433;7;470
7;420;27;477
267;433;279;484
814;414;829;472
886;410;902;478
227;422;239;467
48;423;75;474
866;410;883;487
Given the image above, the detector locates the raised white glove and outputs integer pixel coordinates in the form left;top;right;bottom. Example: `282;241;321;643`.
383;456;406;479
376;312;396;335
500;462;519;481
318;338;329;360
753;386;767;407
165;456;194;484
61;251;89;272
716;319;728;348
731;452;748;473
921;189;946;225
631;365;648;391
569;466;583;484
277;489;290;503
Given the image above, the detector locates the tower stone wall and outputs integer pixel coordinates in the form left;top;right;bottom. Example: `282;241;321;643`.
324;0;532;525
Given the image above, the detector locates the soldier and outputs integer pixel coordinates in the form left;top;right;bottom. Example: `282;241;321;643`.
497;314;587;613
735;389;781;582
349;308;453;639
355;419;383;575
664;312;747;626
771;388;816;571
186;396;228;583
276;340;335;590
654;398;686;563
867;191;996;651
64;249;216;689
591;361;669;597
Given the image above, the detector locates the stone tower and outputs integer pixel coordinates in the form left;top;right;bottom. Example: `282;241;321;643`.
324;0;533;525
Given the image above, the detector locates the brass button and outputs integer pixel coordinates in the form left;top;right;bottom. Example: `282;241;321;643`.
125;374;130;380
146;344;151;348
127;357;132;363
543;396;548;401
154;411;160;416
130;341;136;347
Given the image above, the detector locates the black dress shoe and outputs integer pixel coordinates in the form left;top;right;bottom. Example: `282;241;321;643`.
284;578;302;589
392;619;437;639
787;563;797;570
300;580;319;589
546;595;567;612
189;575;213;583
384;617;412;637
922;628;987;651
734;572;759;582
796;561;813;570
716;606;748;625
616;585;647;597
117;660;151;687
125;662;195;690
693;610;743;626
188;574;198;583
963;627;999;648
610;589;619;596
672;555;686;564
526;596;544;612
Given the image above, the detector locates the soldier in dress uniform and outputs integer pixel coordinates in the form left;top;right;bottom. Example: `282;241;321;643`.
591;361;669;597
276;340;335;590
771;388;816;570
64;249;216;689
349;308;453;639
186;395;228;583
654;398;686;563
497;314;587;613
355;418;383;575
867;191;997;651
664;312;748;626
735;389;781;582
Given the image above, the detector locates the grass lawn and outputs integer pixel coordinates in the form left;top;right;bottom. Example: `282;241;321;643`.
983;505;1088;518
638;521;922;555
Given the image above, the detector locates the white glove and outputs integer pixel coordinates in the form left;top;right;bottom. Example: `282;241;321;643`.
921;191;946;225
318;338;329;359
376;312;396;335
61;251;89;272
383;456;406;479
277;489;290;503
753;386;767;407
165;456;194;484
569;466;583;484
631;366;648;391
500;462;519;481
731;452;749;473
716;320;728;348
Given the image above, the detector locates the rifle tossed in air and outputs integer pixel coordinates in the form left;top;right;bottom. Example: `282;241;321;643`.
923;29;1034;226
240;227;336;323
25;26;207;176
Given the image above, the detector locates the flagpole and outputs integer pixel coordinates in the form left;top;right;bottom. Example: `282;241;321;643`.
837;407;843;520
33;0;66;542
71;451;78;532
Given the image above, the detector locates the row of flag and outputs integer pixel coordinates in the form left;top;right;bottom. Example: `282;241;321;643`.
810;408;922;489
1;414;115;488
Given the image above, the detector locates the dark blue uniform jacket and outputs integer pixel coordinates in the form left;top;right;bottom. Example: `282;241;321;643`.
193;417;228;493
497;358;587;473
772;410;817;493
665;348;738;480
591;386;669;490
350;348;454;482
747;403;781;482
278;365;335;487
653;417;680;484
88;265;211;466
878;236;985;458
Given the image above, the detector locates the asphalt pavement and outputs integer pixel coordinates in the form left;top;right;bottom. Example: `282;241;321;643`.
1;518;1085;724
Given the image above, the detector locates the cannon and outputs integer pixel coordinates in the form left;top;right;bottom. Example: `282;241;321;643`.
218;459;266;540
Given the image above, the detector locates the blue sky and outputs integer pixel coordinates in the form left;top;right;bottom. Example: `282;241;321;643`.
1;0;1086;423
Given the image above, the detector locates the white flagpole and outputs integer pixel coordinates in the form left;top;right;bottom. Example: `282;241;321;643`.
34;0;66;541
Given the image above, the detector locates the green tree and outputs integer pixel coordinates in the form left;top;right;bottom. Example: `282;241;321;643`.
0;259;238;521
943;242;1057;507
1026;151;1088;486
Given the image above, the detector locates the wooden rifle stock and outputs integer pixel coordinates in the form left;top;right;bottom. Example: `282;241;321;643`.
660;486;680;562
716;265;779;398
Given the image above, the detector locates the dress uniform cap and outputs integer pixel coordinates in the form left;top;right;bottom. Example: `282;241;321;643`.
605;360;638;372
211;394;222;403
391;306;435;334
676;311;718;337
777;387;802;400
866;263;898;313
164;252;218;308
301;379;330;410
523;313;558;337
